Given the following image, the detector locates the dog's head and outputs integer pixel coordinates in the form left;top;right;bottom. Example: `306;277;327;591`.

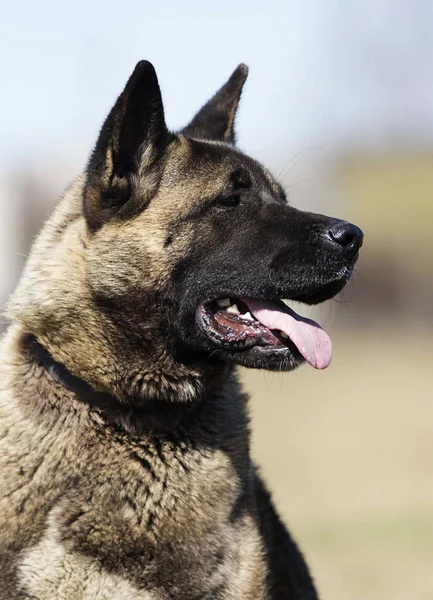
10;61;363;402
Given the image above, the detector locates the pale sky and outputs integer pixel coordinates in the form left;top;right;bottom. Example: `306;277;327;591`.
1;0;433;172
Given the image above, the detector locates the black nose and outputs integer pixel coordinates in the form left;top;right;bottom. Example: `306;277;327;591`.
327;221;364;258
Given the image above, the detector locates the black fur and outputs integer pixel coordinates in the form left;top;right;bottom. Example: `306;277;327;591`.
182;63;248;143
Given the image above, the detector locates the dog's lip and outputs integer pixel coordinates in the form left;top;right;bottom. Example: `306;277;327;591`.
198;300;281;351
286;269;354;305
197;296;333;369
195;265;355;367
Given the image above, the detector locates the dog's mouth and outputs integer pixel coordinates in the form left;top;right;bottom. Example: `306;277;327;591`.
198;297;332;370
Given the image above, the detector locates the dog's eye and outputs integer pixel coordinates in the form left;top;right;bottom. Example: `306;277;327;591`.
216;194;241;207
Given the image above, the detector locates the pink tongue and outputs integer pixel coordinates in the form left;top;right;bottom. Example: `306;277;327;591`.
244;299;333;370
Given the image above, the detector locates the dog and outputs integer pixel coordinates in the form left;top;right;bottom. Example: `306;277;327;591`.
0;61;363;599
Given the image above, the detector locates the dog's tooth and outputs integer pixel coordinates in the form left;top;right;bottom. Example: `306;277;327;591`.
280;332;289;339
227;304;240;315
242;311;254;321
217;298;231;308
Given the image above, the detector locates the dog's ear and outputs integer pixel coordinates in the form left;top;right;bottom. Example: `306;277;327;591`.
84;61;170;231
181;64;248;144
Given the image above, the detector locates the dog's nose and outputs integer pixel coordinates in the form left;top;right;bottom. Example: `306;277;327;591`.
326;221;364;258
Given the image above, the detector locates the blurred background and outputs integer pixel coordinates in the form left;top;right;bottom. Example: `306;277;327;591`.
1;1;432;597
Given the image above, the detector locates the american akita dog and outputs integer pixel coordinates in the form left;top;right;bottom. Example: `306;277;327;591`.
0;61;363;599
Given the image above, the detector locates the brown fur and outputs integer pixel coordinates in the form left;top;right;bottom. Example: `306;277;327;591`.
1;320;268;599
0;61;362;599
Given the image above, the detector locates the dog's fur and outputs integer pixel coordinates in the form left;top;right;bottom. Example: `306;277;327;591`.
0;61;362;599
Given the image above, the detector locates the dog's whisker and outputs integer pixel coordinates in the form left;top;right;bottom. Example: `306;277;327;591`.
284;178;312;190
278;146;315;181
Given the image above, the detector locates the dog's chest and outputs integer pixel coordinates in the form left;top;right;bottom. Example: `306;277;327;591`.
18;434;265;599
98;434;243;540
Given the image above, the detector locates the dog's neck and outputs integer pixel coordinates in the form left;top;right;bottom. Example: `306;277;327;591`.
6;186;217;405
17;332;222;437
29;334;119;411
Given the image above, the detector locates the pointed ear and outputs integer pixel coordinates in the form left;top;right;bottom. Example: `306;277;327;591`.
84;61;169;231
181;64;248;144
